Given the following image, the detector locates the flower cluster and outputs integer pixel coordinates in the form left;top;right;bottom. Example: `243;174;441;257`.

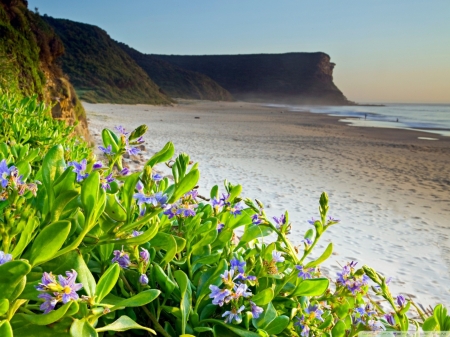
0;250;12;265
295;304;325;337
209;258;263;324
336;261;370;294
296;265;316;279
35;270;83;313
133;181;168;216
111;246;150;285
0;159;40;200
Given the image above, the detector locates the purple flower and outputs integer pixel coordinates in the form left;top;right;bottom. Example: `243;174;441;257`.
184;190;198;201
133;191;168;215
0;159;15;188
176;204;197;217
98;145;114;155
140;248;150;263
93;161;104;170
396;295;406;307
296;265;315;279
115;126;128;135
211;197;224;208
251;213;263;225
302;238;313;245
385;313;395;326
139;274;149;285
35;272;58;291
163;205;178;219
307;217;316;225
125;140;140;156
230;258;246;274
0;251;12;265
272;250;285;263
222;305;245;324
229;203;243;217
250;301;264;319
112;248;131;268
232;283;252;299
100;173;114;190
294;316;310;337
273;214;286;228
132;230;143;237
217;222;225;233
305;304;324;322
152;173;163;181
38;293;58;314
58;270;83;303
120;167;130;176
336;262;369;294
68;159;88;182
209;285;232;306
368;320;385;331
327;216;340;224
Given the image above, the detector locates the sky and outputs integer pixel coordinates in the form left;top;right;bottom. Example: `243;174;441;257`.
29;0;450;104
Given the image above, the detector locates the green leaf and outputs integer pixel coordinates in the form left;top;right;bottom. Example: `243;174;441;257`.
15;160;31;181
121;172;141;223
422;315;438;331
0;261;31;300
331;320;346;337
113;223;159;246
0;299;9;316
50;190;79;222
264;315;289;335
174;270;191;335
110;289;160;310
0;320;13;337
73;251;96;297
305;243;333;268
146;141;175;167
169;168;200;203
153;264;177;297
197;259;227;302
95;315;156;334
202;319;260;337
42;145;66;210
95;263;120;302
101;129;120;154
251;288;274;306
16;301;78;326
237;225;272;248
228;184;242;202
292;278;329;297
70;318;98;337
104;194;127;222
81;171;101;227
29;220;71;266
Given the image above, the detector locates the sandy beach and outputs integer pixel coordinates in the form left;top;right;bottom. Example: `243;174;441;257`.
84;100;450;309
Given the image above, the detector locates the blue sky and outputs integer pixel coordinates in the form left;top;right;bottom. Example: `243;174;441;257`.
29;0;450;103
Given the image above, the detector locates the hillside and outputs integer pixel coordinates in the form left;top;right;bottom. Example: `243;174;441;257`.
153;53;352;105
43;16;172;105
118;43;233;101
0;0;88;138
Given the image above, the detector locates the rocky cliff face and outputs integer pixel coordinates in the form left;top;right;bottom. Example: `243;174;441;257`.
43;17;173;105
118;42;233;102
0;0;89;139
153;52;352;105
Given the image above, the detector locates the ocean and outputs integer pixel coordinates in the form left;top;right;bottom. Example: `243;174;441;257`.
269;103;450;137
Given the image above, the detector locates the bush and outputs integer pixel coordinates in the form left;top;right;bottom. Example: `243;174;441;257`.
0;93;448;336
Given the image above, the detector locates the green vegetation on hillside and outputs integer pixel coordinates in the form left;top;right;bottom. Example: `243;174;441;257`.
119;42;233;101
43;16;172;105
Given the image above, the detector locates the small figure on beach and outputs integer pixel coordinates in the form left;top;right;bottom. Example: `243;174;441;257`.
364;114;367;120
396;118;399;122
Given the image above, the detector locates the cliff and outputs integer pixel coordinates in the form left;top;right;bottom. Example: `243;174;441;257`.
153;52;352;105
0;0;89;139
43;16;172;105
118;43;233;101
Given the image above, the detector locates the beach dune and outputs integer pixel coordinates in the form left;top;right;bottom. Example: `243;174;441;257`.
84;100;450;309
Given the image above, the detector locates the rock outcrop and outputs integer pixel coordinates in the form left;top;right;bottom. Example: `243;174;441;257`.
153;52;352;105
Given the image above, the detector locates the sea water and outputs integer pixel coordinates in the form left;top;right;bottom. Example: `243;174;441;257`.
269;103;450;137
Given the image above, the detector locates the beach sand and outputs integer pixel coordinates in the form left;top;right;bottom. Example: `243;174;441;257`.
84;100;450;309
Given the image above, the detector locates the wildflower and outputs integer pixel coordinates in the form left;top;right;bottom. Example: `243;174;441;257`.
272;250;285;263
93;161;104;170
250;301;264;319
336;262;369;294
125;140;140;156
217;222;225;233
229;203;243;217
302;238;313;245
58;270;83;303
38;293;58;314
294;316;310;337
0;251;12;265
139;274;149;285
184;190;198;201
112;247;131;268
100;173;114;190
232;283;252;299
152;173;163;181
296;265;315;279
209;285;232;306
327;216;340;225
0;159;15;188
273;214;286;229
140;248;150;263
163;205;178;219
221;269;237;287
385;313;395;326
230;258;246;274
396;295;406;307
251;213;263;225
115;126;128;135
68;159;88;182
368;319;385;331
98;145;114;155
120;167;130;176
222;305;245;324
211;196;224;208
305;304;324;322
134;191;168;215
307;217;316;225
36;272;58;291
176;203;197;217
132;230;143;237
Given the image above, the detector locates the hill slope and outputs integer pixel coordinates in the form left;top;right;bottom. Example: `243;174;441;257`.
43;16;172;105
118;43;233;101
0;1;88;138
153;53;352;105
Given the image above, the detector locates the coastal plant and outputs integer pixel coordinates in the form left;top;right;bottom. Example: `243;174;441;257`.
0;92;448;337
